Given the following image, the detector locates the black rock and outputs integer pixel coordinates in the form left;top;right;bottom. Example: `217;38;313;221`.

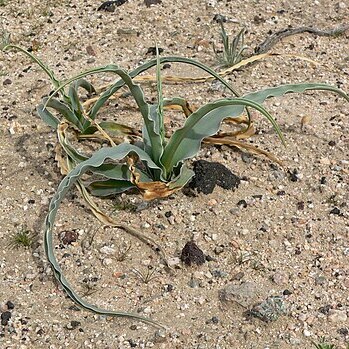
318;304;332;314
67;320;81;330
144;0;162;7
330;207;341;215
189;160;240;194
213;14;227;23
6;301;14;310
288;169;299;182
59;230;78;245
1;311;11;326
97;0;127;11
164;284;174;292
180;241;205;266
3;78;12;86
338;328;348;336
146;47;164;55
211;316;219;324
237;199;247;208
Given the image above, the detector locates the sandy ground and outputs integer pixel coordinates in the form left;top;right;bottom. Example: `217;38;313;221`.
0;0;349;348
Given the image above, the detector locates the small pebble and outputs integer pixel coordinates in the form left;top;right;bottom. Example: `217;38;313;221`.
330;207;341;215
328;309;348;323
1;311;11;326
6;301;15;310
3;78;12;86
272;271;289;285
99;246;116;255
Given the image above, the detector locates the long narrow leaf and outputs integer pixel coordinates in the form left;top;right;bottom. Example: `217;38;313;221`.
161;83;349;174
44;144;164;326
244;83;349;104
44;65;164;174
161;98;283;175
37;103;60;129
89;56;242;120
44;97;83;129
86;179;135;196
3;44;61;89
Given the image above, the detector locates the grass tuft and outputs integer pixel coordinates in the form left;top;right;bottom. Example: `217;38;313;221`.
8;227;33;249
213;22;247;68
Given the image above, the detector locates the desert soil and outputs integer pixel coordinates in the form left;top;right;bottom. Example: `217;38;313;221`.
0;0;349;348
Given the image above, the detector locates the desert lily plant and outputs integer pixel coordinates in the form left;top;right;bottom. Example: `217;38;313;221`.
213;22;248;68
4;45;349;327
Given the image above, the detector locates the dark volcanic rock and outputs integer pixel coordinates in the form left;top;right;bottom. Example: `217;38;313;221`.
1;311;11;326
97;0;127;11
189;160;240;194
180;241;205;266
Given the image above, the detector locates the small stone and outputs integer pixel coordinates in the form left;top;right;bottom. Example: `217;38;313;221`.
288;169;299;182
59;230;78;245
241;153;253;163
87;58;96;64
6;301;15;310
330;207;341;215
320;157;331;165
328;309;348;323
188;277;200;288
66;320;81;330
219;282;262;308
337;2;347;9
211;316;219;324
167;216;175;225
167;257;181;267
190;160;240;194
97;0;127;12
117;28;137;35
315;275;326;285
102;258;113;266
3;78;12;86
1;311;11;326
180;241;205;266
318;305;332;314
164;284;174;292
237;199;247;208
86;45;96;56
144;0;162;6
153;329;167;343
207;198;218;206
99;246;116;255
338;328;348;336
214;245;225;255
303;329;311;337
272;271;289;285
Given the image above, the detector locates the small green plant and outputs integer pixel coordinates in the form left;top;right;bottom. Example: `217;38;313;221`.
0;0;8;7
132;265;158;284
8;227;33;249
213;22;248;68
111;197;137;213
312;338;336;349
116;241;132;262
3;44;349;327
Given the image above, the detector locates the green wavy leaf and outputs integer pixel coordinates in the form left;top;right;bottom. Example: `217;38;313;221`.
44;144;163;327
